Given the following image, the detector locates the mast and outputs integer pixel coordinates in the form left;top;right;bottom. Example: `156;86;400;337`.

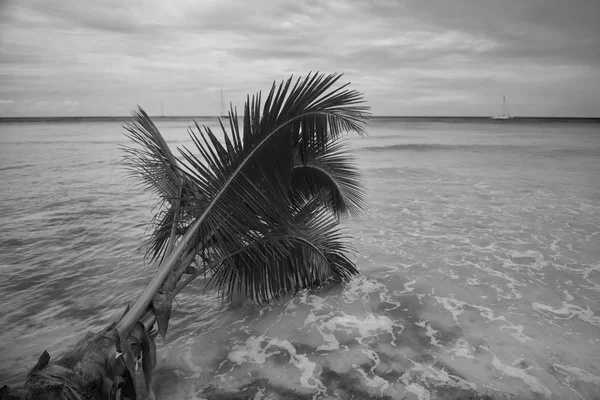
161;99;164;117
220;87;226;116
503;94;510;117
491;94;512;119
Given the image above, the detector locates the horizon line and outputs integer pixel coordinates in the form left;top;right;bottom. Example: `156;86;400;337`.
0;115;599;120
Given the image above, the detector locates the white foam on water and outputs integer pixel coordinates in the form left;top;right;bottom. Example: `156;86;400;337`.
491;283;515;300
411;361;477;391
398;359;477;399
342;275;387;303
449;339;475;359
415;320;441;347
435;296;465;324
315;323;340;351
400;378;430;400
181;346;203;379
563;290;574;301
466;278;480;285
500;324;533;343
581;281;600;292
300;293;332;329
441;269;460;279
474;262;526;298
435;295;507;324
379;288;402;311
227;335;325;392
471;303;507;323
352;363;390;396
298;292;327;312
509;250;543;260
228;336;276;365
396;278;417;294
532;301;600;327
553;364;600;384
380;264;401;277
317;313;396;346
252;388;267;400
553;262;599;281
360;348;380;372
491;356;551;397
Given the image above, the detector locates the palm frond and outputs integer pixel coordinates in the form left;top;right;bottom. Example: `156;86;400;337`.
205;192;358;304
121;108;199;262
121;107;181;200
292;139;365;217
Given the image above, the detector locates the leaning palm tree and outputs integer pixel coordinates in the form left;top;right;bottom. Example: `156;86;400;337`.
1;72;370;400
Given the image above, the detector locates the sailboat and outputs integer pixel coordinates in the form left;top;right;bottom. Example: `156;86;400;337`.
491;94;512;120
219;87;229;119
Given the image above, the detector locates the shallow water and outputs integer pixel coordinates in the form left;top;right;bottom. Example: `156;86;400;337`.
1;118;599;399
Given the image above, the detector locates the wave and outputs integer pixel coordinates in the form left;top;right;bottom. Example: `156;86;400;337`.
359;143;526;153
359;143;600;158
3;140;129;145
0;164;35;171
543;148;600;158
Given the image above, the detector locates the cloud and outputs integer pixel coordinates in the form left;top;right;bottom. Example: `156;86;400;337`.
389;0;600;64
0;0;598;117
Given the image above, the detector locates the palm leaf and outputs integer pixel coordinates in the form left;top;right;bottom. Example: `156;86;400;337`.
292;139;365;217
121;108;181;201
207;192;358;304
121;108;202;262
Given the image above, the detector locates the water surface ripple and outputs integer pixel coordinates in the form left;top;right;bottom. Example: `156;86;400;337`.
1;118;599;399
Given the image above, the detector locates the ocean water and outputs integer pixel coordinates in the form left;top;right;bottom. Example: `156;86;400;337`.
1;117;599;399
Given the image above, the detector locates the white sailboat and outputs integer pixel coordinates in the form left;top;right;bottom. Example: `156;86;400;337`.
491;94;512;120
219;87;228;119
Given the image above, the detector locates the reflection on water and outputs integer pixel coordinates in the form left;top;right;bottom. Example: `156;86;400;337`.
1;119;599;399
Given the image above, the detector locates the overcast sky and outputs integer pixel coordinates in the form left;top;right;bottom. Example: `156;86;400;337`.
1;0;599;117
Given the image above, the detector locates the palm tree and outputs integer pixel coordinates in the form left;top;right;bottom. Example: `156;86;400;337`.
117;72;369;337
3;72;370;400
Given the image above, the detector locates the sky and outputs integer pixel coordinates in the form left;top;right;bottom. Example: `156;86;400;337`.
0;0;599;117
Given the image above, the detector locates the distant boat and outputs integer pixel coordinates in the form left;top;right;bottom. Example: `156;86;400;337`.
219;87;229;119
491;95;512;120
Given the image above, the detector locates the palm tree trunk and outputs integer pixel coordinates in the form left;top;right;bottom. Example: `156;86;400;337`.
115;217;203;338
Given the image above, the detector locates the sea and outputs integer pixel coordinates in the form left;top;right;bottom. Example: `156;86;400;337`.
0;117;599;400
